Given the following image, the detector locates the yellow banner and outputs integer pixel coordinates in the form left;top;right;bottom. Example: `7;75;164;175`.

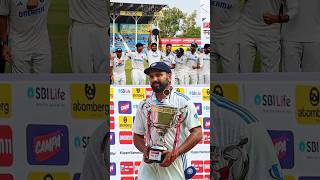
120;11;143;16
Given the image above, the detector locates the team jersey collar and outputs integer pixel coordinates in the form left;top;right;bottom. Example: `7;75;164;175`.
150;87;175;105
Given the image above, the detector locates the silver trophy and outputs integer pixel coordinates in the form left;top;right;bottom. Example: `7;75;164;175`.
146;103;188;163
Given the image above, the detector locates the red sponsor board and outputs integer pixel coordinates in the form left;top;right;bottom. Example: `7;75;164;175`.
110;101;114;114
134;161;141;174
204;160;210;173
204;174;210;180
192;160;204;173
110;116;115;129
120;162;134;175
145;88;153;99
0;126;13;166
121;177;134;180
119;131;133;144
204;131;210;144
0;174;13;180
161;38;201;45
192;174;204;180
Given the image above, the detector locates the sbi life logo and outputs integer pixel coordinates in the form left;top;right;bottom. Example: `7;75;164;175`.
254;94;291;107
299;141;320;153
27;86;65;101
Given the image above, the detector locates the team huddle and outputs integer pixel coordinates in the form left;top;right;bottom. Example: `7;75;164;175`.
110;37;210;85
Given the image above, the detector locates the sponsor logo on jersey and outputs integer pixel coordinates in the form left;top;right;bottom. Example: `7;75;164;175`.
0;174;13;180
26;125;69;165
212;0;233;9
0;125;13;166
211;83;239;103
268;130;294;169
118;101;132;114
296;86;320;124
19;6;46;18
119;131;133;144
120;161;134;175
27;85;66;108
0;84;11;118
71;84;108;119
132;88;145;100
194;103;202;115
28;172;70;180
110;162;116;175
119;116;133;130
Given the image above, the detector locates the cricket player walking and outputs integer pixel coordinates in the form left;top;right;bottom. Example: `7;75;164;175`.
211;0;241;73
184;42;200;84
109;48;127;85
126;43;148;85
281;0;320;72
69;0;108;73
174;48;188;85
198;44;210;84
240;0;298;72
133;62;202;180
211;93;284;180
0;0;52;73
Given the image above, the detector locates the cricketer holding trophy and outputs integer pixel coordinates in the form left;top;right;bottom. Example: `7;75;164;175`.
133;62;203;180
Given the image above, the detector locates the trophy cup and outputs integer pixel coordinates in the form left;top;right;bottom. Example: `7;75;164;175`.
150;25;160;44
146;103;188;163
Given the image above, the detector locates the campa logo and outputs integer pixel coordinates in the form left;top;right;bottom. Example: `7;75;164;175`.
0;84;11;118
0;126;13;166
28;172;70;180
71;84;108;119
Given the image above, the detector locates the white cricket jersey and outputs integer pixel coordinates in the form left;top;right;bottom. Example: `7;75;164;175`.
127;51;147;71
174;55;187;74
199;53;210;74
242;0;298;31
161;51;176;67
147;49;161;66
211;94;283;180
0;0;51;51
282;0;320;42
69;0;108;27
211;0;241;40
185;51;199;72
110;53;126;74
133;89;201;150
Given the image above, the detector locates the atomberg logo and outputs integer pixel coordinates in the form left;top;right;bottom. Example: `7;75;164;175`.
119;116;133;130
194;103;202;115
120;161;134;175
175;88;185;94
71;84;108;119
268;130;294;169
191;160;204;173
119;131;133;144
28;172;70;180
132;88;145;100
211;83;239;103
0;84;11;118
118;101;132;114
26;125;69;165
202;88;210;101
0;126;13;166
0;174;13;180
74;136;90;153
203;118;210;129
296;86;320;124
109;132;115;145
110;162;116;175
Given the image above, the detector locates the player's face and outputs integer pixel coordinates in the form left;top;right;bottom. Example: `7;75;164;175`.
149;71;171;93
116;52;122;58
166;46;172;53
191;46;196;52
137;46;144;53
151;44;157;51
205;47;211;53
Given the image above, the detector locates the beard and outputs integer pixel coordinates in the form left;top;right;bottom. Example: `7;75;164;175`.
151;79;169;93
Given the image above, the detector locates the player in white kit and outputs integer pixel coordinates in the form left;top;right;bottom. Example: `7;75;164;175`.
133;62;202;180
161;44;176;85
69;0;108;73
174;48;188;85
211;93;284;180
0;0;52;73
211;0;241;73
184;42;200;84
127;42;148;85
147;31;162;66
110;48;127;85
240;0;298;72
198;44;210;84
281;0;320;72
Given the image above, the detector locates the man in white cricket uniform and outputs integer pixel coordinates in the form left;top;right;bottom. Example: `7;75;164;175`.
211;93;284;180
147;42;162;66
0;0;52;73
281;0;320;72
110;48;127;85
211;0;241;73
133;62;202;180
198;44;210;84
240;0;298;72
126;42;148;85
174;48;188;85
161;44;176;85
69;0;108;73
184;42;199;84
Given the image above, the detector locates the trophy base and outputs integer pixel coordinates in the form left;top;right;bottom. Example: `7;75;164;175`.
149;145;167;163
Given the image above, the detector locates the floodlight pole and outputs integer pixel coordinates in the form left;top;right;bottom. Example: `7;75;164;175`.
110;13;119;49
131;15;141;45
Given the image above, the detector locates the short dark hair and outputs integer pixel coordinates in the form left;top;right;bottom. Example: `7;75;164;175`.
151;42;157;47
166;44;172;47
136;43;144;48
204;44;210;49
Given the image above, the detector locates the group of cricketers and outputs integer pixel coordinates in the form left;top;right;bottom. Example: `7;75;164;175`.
211;0;320;73
110;34;210;85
